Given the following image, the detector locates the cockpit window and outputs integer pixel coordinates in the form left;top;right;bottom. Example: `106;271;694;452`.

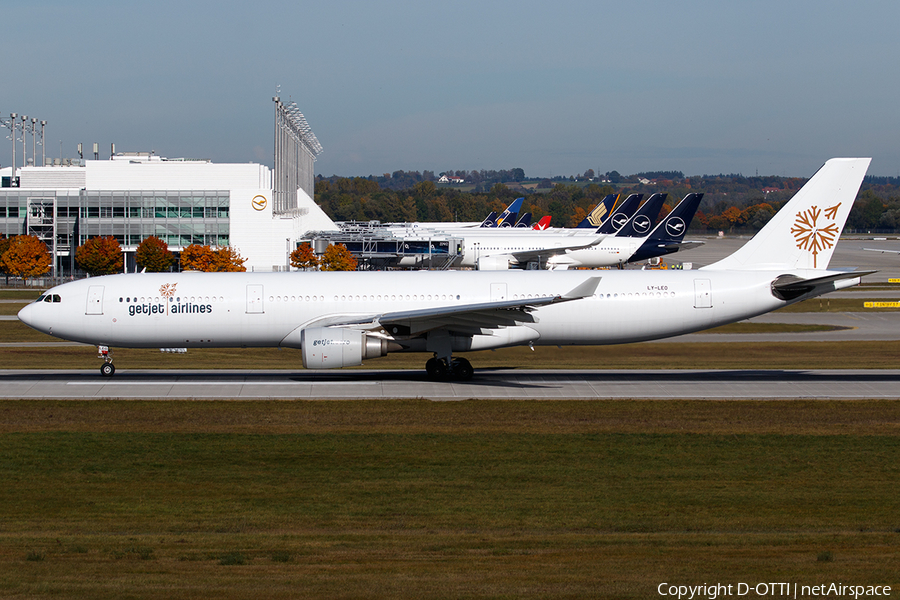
52;295;61;303
35;295;46;303
40;294;62;303
43;296;52;303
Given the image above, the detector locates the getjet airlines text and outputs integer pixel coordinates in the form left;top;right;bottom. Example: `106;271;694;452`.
128;303;213;317
658;582;891;599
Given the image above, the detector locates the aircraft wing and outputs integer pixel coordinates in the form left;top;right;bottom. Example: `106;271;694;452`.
303;276;602;337
863;248;900;254
645;240;705;254
505;236;606;265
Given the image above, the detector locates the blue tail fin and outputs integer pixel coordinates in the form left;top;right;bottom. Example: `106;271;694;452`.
629;193;703;262
614;193;667;238
596;194;643;234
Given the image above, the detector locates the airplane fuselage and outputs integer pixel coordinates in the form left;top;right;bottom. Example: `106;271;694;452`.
21;269;804;352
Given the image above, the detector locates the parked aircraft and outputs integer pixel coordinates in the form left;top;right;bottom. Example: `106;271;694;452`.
453;192;676;269
18;158;871;381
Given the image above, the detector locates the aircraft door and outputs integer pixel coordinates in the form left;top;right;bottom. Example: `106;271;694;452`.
246;284;264;314
693;279;712;308
490;283;507;301
86;285;104;315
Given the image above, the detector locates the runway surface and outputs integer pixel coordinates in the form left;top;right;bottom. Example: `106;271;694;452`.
2;368;899;400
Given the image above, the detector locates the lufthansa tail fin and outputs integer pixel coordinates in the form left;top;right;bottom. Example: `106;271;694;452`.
704;158;871;271
479;211;498;227
596;194;643;234
629;193;704;262
514;213;532;228
614;193;667;238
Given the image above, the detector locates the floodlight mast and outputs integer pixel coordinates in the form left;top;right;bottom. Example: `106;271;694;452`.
1;113;13;182
21;115;27;169
272;94;323;213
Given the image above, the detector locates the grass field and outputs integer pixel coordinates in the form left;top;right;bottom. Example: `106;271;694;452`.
1;400;898;599
2;288;899;598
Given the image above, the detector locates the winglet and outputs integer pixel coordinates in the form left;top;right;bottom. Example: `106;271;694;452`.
561;276;602;300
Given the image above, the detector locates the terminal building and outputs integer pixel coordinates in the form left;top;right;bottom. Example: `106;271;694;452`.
1;98;463;275
0;98;337;275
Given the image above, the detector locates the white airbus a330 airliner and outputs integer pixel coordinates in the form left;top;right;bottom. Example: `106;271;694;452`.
18;158;872;380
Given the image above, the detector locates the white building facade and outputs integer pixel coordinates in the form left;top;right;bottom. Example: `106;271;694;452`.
0;154;337;275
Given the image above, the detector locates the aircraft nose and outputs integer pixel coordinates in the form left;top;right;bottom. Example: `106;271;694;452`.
17;302;40;331
17;303;34;326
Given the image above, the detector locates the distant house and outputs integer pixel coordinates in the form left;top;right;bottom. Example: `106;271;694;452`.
438;175;465;184
637;177;655;185
762;187;781;195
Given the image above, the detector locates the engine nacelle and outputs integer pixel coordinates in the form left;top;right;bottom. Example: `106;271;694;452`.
300;327;390;369
476;255;510;270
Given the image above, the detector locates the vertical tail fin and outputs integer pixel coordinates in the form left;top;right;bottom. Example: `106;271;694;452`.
597;194;643;234
494;197;524;228
614;193;667;238
629;193;703;262
576;194;617;228
704;158;871;271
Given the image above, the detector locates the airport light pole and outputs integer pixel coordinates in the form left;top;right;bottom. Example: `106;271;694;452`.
21;115;27;169
40;121;46;166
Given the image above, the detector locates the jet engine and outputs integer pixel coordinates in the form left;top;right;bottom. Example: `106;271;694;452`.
300;327;391;369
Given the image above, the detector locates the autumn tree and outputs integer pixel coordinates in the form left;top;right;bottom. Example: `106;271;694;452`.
180;245;247;272
135;236;174;272
290;243;319;270
180;244;215;272
0;235;10;283
210;246;247;272
0;235;52;285
319;243;357;271
75;236;123;276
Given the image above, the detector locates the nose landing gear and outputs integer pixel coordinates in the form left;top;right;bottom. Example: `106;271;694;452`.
98;346;116;377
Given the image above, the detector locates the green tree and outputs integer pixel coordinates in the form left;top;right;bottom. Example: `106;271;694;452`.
76;236;123;276
135;236;174;272
0;235;52;285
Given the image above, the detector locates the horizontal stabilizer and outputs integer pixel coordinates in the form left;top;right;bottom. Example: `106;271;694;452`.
771;270;876;301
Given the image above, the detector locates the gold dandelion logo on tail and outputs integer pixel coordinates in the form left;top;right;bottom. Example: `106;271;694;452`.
160;283;177;315
791;203;841;268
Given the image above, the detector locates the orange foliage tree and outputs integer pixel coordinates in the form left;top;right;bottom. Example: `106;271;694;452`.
75;236;123;276
0;235;52;284
181;245;247;272
319;243;358;271
135;236;174;272
290;243;319;270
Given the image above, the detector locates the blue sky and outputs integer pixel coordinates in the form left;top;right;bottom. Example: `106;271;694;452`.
2;0;899;178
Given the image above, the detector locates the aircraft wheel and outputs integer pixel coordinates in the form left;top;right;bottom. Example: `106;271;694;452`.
100;363;116;377
451;358;473;381
425;357;447;380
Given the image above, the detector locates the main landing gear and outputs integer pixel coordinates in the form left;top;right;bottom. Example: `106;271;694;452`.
425;355;474;381
98;345;116;377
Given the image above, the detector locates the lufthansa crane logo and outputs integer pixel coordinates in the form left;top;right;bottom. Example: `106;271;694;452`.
611;213;629;230
251;195;268;211
791;203;840;268
633;215;652;234
665;217;685;238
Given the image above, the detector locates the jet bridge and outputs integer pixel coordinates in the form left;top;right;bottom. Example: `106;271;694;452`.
307;222;462;270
